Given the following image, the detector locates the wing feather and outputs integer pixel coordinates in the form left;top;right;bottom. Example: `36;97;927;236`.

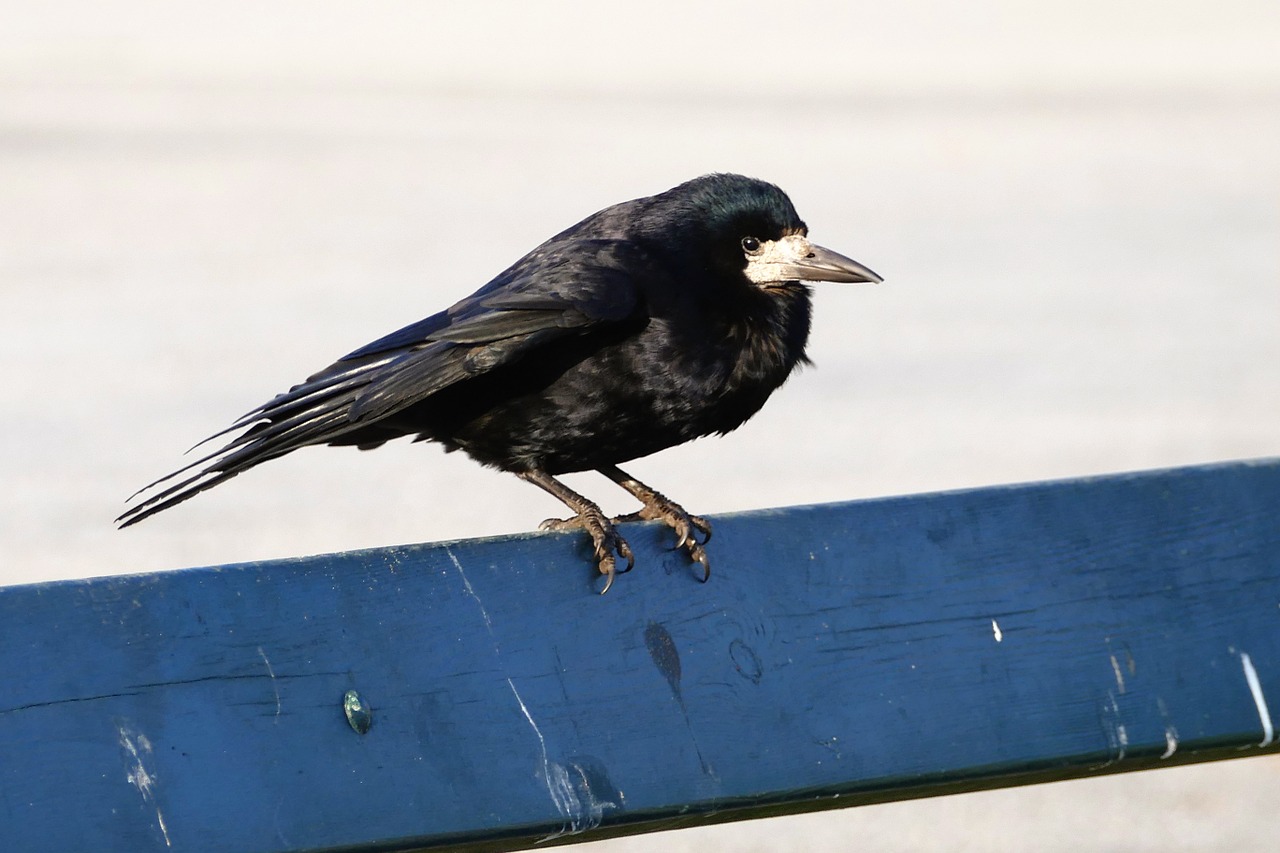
118;239;651;525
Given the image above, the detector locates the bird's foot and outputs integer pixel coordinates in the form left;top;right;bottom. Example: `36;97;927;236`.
540;511;635;594
614;498;713;582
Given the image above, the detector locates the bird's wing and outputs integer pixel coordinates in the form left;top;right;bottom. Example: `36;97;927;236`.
117;239;651;527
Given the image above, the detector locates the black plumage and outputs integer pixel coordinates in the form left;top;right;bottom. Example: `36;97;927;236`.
119;174;880;591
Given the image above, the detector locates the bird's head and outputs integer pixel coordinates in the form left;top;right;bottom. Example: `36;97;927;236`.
664;174;882;292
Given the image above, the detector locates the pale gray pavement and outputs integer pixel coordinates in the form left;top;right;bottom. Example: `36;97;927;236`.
2;2;1278;850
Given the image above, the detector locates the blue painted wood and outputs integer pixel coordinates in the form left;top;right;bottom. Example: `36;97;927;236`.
2;460;1278;852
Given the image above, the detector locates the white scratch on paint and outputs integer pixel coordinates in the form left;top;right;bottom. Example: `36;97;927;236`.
1101;692;1127;763
118;723;172;847
1240;652;1275;748
507;677;580;843
1109;654;1127;694
258;646;281;719
1161;726;1179;759
991;620;1003;643
446;546;493;632
445;545;588;839
1156;697;1179;759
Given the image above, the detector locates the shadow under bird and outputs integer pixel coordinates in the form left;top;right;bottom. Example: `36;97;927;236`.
119;173;881;592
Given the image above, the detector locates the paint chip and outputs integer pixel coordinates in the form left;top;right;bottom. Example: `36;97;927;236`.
1161;727;1179;759
118;723;172;847
1240;652;1274;748
1109;654;1127;694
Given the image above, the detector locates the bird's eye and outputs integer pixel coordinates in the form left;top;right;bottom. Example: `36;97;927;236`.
741;236;762;254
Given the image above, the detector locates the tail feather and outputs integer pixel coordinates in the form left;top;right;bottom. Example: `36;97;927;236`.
118;324;525;527
117;352;413;528
192;356;401;452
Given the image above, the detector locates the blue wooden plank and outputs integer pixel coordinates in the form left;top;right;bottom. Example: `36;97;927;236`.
1;460;1278;852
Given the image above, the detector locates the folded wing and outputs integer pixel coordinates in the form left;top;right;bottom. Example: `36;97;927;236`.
117;239;649;526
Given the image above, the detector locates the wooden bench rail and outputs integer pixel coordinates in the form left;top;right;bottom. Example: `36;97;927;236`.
2;459;1278;851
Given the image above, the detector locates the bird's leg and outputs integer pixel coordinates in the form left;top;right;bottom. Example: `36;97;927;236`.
518;469;634;593
598;464;712;581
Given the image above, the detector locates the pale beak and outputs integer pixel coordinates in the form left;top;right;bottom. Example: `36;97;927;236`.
776;243;882;284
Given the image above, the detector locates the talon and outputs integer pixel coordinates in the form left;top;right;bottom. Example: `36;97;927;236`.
597;465;716;583
673;522;693;550
595;541;616;590
525;467;713;591
685;540;711;582
663;514;712;570
593;532;632;593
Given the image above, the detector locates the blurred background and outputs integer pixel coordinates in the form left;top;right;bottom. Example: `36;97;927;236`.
2;1;1277;849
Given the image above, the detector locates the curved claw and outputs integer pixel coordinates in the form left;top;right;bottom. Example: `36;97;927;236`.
616;510;711;551
593;535;633;595
674;515;711;551
674;515;711;583
546;511;635;594
615;538;635;574
610;496;713;583
595;536;634;572
684;539;710;582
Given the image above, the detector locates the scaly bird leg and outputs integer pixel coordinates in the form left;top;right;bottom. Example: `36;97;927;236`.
518;469;634;594
598;464;712;581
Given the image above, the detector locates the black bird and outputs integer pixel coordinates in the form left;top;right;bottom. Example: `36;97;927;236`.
119;174;880;591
